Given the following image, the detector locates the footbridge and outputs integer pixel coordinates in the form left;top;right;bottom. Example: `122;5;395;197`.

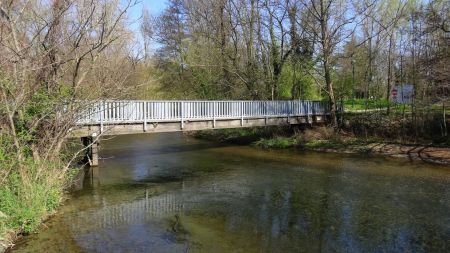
71;100;330;166
72;100;329;136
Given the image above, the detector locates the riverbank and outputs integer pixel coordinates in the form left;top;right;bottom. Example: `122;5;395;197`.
0;161;81;253
0;210;56;253
256;137;450;165
0;187;64;253
193;126;450;166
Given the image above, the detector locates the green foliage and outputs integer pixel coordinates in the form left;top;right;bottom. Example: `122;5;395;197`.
0;137;14;166
10;85;72;150
252;126;360;150
0;154;65;235
344;98;391;111
277;64;320;100
0;157;65;235
0;133;68;242
0;65;76;245
254;137;297;149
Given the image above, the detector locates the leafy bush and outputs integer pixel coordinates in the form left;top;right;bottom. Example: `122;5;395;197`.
0;161;65;234
254;137;297;148
0;137;69;243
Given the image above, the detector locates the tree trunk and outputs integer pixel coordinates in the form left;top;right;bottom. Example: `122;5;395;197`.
444;102;447;137
319;0;338;128
386;33;393;115
324;59;338;128
219;0;231;96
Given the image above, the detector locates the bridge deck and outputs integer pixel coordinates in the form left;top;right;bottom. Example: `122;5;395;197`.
70;100;329;137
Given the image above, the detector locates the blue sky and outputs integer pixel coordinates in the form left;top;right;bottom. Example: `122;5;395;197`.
128;0;168;25
142;0;168;16
126;0;168;53
126;0;168;33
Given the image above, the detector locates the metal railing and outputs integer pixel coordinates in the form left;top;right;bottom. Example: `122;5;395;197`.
76;100;329;129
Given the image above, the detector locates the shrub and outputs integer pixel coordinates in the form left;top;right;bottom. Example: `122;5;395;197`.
254;136;297;148
295;126;335;143
0;137;70;244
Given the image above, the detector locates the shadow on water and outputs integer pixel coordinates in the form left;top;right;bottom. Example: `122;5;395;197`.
10;133;450;253
101;142;230;158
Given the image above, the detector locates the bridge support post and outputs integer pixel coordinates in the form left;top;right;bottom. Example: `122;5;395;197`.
213;101;216;128
81;135;99;167
287;101;291;124
100;102;104;134
91;140;99;166
265;101;268;125
241;101;244;126
180;101;184;129
143;101;147;132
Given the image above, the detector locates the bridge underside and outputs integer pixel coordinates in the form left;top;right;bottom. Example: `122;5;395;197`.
73;100;330;166
70;115;327;138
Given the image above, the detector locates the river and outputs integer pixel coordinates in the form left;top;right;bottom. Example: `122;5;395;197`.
10;133;450;252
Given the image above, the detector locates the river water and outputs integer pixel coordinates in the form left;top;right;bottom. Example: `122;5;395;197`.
10;133;450;252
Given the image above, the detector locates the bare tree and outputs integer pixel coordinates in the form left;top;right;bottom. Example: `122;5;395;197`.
0;0;137;170
140;7;154;61
298;0;366;127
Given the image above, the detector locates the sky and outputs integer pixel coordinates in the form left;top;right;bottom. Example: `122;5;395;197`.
142;0;168;16
128;0;168;26
125;0;168;54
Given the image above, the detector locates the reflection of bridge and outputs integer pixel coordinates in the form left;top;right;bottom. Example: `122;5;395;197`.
70;100;331;165
68;191;188;233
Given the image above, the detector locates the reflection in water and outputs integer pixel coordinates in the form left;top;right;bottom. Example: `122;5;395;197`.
10;133;450;253
68;190;184;233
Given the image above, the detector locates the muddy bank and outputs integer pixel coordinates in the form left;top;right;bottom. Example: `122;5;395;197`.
302;142;450;165
190;127;450;166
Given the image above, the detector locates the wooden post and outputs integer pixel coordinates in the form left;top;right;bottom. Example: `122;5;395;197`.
90;140;99;166
81;135;99;167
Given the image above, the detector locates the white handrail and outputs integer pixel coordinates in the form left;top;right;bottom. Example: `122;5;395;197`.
76;100;329;125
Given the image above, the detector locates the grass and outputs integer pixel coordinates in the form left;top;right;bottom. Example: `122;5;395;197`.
197;126;372;151
343;98;450;114
0;160;67;241
0;140;77;246
254;137;298;149
344;98;391;111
